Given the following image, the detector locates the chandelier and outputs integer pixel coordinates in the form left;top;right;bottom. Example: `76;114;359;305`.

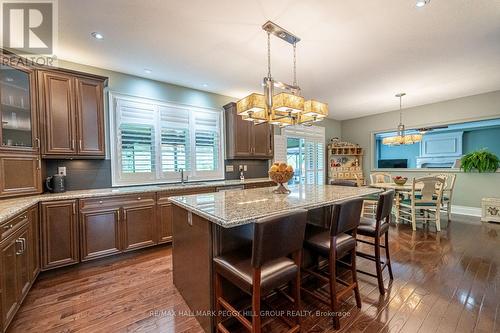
236;21;328;127
382;93;423;146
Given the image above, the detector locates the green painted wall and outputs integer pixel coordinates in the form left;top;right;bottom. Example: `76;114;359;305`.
341;90;500;208
58;60;235;160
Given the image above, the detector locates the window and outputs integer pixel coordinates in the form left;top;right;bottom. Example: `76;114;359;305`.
111;93;224;186
282;125;325;185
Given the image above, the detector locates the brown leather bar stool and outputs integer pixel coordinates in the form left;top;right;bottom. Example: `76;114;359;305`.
329;179;358;187
356;190;395;295
213;209;308;333
301;198;364;330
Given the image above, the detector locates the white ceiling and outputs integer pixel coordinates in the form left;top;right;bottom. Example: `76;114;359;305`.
58;0;500;120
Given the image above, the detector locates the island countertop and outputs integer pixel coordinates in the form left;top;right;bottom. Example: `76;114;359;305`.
169;184;382;228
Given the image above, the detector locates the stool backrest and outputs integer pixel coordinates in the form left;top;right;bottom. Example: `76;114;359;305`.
329;198;364;236
330;179;358;187
252;209;308;268
376;190;395;226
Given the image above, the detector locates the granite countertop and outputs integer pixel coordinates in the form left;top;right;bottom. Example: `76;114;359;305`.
169;184;382;228
0;178;272;224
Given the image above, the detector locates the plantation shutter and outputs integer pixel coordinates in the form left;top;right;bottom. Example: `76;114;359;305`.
116;100;156;182
159;106;190;173
194;112;220;172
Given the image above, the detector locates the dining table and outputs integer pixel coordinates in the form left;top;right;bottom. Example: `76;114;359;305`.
369;182;423;223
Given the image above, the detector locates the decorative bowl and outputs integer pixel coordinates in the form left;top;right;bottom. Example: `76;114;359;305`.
269;171;294;194
393;177;408;185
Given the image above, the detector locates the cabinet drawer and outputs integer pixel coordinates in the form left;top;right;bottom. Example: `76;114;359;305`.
157;187;216;200
1;211;29;241
80;193;155;210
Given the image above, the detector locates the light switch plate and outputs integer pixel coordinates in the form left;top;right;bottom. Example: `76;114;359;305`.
58;167;67;176
243;165;248;171
226;165;234;172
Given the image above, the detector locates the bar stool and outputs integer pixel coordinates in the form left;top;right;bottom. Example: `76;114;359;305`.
329;179;358;187
213;209;308;333
356;190;395;294
301;198;364;330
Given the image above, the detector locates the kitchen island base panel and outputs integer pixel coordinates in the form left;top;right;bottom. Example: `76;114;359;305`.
172;206;254;333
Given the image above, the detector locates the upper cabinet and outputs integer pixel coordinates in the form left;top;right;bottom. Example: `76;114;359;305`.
0;54;39;154
38;69;106;159
223;102;273;159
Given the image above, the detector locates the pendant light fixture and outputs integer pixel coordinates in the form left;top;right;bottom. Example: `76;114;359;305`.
236;21;328;127
382;93;423;146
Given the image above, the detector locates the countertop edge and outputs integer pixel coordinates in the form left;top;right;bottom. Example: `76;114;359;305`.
0;178;273;224
169;187;383;228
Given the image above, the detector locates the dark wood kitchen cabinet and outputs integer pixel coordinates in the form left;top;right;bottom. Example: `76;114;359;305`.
223;102;273;159
0;53;40;155
38;70;106;159
0;207;37;331
79;207;121;262
157;198;173;244
40;200;79;270
0;153;42;198
122;195;156;251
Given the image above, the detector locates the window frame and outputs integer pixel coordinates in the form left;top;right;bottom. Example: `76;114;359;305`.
110;92;225;186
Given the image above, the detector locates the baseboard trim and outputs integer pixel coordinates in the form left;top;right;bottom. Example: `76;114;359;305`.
451;205;482;217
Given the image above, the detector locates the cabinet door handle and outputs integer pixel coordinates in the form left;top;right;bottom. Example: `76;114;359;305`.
117;210;121;221
71;139;75;150
15;239;23;255
37;158;41;170
34;137;40;149
72;203;76;215
137;197;141;200
123;210;127;221
20;237;26;253
79;140;82;151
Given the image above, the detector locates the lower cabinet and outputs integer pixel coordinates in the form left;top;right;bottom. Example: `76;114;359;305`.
79;194;156;261
0;207;38;331
80;208;121;261
40;200;79;270
157;198;173;244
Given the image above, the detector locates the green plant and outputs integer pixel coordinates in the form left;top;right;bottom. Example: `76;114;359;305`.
460;149;500;173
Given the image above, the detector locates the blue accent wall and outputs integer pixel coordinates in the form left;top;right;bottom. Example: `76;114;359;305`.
463;127;500;156
377;139;420;168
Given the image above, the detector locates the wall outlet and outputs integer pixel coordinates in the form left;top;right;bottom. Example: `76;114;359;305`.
243;165;248;171
58;166;67;176
225;165;234;172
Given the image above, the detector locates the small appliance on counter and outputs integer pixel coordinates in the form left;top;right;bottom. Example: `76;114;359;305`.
45;174;66;193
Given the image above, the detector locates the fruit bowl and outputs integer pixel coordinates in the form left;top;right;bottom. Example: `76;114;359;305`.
393;176;408;185
269;162;294;194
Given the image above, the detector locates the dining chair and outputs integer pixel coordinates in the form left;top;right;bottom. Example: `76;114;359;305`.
302;198;364;330
398;176;445;231
356;190;395;294
369;172;392;185
213;209;308;333
436;173;457;221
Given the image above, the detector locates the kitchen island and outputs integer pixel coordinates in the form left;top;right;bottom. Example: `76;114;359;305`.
169;184;381;332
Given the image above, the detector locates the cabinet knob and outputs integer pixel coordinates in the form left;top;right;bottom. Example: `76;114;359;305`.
99;200;103;204
3;224;13;231
137;197;142;200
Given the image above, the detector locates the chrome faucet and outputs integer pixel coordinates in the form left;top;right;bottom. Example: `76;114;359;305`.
179;168;188;184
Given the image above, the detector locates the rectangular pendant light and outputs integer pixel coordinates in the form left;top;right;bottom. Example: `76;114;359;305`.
236;93;266;116
303;100;328;118
272;92;304;114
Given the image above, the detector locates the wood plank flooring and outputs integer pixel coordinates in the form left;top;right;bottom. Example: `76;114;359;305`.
7;215;500;333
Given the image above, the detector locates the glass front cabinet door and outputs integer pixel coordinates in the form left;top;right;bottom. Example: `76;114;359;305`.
0;56;39;153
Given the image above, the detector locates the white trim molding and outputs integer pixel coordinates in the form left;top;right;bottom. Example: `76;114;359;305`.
451;205;482;217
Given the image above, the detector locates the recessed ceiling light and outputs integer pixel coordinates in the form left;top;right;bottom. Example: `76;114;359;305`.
416;0;430;8
91;32;104;40
144;68;152;74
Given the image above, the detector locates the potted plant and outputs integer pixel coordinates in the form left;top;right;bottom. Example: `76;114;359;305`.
460;149;500;173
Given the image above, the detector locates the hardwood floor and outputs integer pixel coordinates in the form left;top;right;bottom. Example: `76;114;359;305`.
7;215;500;333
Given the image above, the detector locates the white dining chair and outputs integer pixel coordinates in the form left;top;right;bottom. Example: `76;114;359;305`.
398;176;445;231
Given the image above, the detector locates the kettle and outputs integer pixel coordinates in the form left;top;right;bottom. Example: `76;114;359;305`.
45;174;66;193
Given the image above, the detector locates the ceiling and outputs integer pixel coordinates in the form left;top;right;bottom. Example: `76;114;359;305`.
58;0;500;120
